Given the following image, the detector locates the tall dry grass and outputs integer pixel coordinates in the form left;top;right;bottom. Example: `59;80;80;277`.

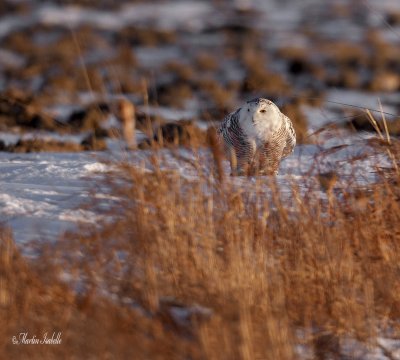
1;129;400;359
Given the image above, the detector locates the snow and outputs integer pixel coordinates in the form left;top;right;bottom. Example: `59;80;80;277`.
0;152;112;244
326;90;400;117
83;162;109;173
0;2;214;39
0;49;26;69
0;131;390;245
1;0;398;41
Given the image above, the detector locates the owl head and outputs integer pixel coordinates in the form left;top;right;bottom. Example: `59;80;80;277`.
239;98;282;137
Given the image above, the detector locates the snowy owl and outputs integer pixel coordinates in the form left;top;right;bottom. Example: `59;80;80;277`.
218;98;296;176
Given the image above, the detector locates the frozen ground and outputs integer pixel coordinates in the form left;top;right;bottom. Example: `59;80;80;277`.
0;131;390;245
1;0;399;39
0;151;111;243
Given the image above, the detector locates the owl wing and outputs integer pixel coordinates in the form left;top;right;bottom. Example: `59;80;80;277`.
281;114;296;158
218;108;255;173
218;108;240;145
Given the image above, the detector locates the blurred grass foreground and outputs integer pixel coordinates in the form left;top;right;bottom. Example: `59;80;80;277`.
1;137;400;359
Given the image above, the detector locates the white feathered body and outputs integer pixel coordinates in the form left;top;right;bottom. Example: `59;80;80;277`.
218;98;296;175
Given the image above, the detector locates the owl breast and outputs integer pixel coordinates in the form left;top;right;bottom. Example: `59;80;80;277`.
218;99;296;176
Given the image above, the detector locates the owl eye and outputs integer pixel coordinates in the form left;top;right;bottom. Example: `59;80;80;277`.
260;109;266;113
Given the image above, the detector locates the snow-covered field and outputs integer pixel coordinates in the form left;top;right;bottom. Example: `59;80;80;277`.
0;0;399;356
0;130;390;245
0;151;111;243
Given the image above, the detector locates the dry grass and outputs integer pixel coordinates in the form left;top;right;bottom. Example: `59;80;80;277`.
1;134;400;359
1;1;399;356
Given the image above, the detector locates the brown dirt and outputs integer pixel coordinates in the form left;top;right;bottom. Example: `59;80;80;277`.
344;110;400;136
139;121;207;149
6;139;83;153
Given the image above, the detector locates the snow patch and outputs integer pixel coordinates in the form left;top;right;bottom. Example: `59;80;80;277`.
58;209;99;223
83;162;109;173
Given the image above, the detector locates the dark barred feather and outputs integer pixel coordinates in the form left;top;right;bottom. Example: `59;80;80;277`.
218;104;296;175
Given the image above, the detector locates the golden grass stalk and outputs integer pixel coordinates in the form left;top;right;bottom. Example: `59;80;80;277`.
1;141;400;359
